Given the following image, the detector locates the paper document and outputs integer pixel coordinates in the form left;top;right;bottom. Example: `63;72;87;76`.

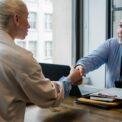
90;95;116;102
90;88;122;100
78;85;101;96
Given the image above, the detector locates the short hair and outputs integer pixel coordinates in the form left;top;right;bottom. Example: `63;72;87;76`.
0;0;26;29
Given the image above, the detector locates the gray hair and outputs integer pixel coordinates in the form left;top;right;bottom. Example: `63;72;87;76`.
0;0;26;29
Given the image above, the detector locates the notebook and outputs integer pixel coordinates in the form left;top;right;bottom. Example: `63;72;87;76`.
75;87;122;108
75;97;122;109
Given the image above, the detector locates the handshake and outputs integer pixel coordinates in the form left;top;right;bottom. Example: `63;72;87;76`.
67;65;85;85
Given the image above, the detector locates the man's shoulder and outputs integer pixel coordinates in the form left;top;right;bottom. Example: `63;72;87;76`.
106;37;119;46
107;37;118;43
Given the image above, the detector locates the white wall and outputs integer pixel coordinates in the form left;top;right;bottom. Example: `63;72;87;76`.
52;0;72;65
83;0;107;88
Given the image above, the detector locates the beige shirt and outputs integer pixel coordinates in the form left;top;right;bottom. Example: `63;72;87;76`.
0;30;64;122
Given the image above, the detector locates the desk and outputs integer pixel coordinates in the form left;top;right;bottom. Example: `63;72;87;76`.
24;97;122;122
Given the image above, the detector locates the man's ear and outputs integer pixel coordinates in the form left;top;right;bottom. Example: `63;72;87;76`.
13;14;19;26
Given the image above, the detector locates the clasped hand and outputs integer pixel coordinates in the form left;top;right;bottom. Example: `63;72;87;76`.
68;66;85;85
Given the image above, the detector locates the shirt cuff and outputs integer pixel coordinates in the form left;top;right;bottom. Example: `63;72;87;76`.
59;76;72;97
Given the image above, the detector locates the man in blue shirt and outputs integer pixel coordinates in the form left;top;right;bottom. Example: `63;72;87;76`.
75;19;122;88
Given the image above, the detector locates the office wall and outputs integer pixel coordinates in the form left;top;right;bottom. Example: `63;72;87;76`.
83;0;107;88
52;0;72;65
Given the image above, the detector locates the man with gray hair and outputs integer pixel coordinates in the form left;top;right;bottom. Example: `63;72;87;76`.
0;0;82;121
75;19;122;88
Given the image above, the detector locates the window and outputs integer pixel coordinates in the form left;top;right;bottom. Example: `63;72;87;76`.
16;0;73;65
28;12;37;29
45;41;52;58
44;13;52;31
28;41;37;57
111;0;122;37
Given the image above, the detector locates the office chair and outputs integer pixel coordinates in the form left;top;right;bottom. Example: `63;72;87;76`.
39;63;81;97
40;63;70;81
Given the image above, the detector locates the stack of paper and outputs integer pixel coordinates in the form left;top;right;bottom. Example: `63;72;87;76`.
90;94;116;102
90;88;122;102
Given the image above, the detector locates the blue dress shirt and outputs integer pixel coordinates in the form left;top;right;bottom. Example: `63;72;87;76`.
76;38;122;88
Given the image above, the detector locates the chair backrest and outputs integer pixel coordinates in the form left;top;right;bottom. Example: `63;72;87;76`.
39;63;81;97
40;63;70;81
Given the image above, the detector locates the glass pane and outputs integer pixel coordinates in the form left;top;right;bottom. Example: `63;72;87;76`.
113;0;122;8
45;41;52;58
113;11;122;37
28;41;37;57
44;13;52;31
112;0;122;37
28;12;37;29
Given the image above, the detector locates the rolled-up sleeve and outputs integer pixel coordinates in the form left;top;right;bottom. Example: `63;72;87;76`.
58;76;72;97
76;40;110;74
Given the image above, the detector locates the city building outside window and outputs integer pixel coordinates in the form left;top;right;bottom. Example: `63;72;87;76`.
28;12;37;29
16;0;72;65
44;13;52;31
28;41;37;57
45;41;52;58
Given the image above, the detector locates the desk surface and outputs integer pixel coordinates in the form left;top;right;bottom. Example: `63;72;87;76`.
24;97;122;122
